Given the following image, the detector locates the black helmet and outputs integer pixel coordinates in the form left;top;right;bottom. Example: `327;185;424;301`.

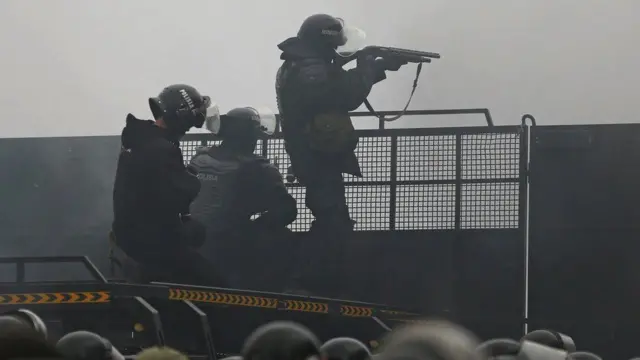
149;84;218;136
56;330;124;360
568;352;602;360
207;107;276;139
2;309;48;340
242;321;320;360
521;330;576;353
476;338;520;359
298;14;347;49
377;320;480;360
320;337;371;360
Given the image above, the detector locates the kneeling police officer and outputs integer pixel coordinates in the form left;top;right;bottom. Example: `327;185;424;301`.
189;107;297;290
111;84;229;287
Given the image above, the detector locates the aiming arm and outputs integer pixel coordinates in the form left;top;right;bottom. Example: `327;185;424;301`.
296;60;383;112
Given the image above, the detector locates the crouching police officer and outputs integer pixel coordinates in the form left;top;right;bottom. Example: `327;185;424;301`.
189;107;297;291
275;14;406;296
111;84;229;287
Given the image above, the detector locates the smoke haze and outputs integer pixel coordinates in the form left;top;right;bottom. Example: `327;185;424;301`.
0;0;638;138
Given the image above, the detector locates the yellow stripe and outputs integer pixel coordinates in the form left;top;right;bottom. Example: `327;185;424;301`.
0;292;110;305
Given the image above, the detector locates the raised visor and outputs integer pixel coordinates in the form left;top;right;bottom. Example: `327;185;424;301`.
0;256;421;357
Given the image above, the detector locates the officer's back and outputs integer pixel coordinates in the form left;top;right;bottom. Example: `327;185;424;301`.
190;145;281;235
113;114;198;254
190;106;295;239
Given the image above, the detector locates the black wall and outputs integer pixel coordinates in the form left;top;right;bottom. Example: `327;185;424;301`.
0;136;119;281
528;124;640;359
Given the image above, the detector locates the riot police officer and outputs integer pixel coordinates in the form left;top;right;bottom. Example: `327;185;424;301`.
275;14;406;296
111;84;229;287
190;107;297;291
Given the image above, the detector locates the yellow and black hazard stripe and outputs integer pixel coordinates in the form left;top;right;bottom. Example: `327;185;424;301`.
283;300;329;313
340;305;373;317
0;292;110;305
169;289;278;309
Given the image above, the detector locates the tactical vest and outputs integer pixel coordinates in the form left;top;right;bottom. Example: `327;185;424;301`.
189;147;243;235
276;60;358;154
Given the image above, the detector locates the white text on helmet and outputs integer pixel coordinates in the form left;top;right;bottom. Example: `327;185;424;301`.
179;89;195;111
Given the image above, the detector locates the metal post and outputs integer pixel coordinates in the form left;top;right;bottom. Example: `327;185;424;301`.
389;136;398;230
184;300;217;360
454;134;462;230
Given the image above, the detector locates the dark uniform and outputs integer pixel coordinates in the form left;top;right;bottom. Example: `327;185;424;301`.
190;107;296;291
275;14;405;296
112;84;229;287
190;146;296;237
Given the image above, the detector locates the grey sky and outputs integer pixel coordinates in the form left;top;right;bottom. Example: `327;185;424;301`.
1;0;638;138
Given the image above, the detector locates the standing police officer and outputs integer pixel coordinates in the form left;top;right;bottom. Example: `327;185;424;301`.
111;84;229;287
275;14;406;296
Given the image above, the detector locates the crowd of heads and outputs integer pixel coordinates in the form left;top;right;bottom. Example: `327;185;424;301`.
0;308;610;360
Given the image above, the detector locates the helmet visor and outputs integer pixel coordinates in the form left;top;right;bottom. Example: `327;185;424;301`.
203;101;222;133
249;106;276;136
336;21;367;57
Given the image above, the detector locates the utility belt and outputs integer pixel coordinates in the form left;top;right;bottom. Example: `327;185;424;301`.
304;113;358;154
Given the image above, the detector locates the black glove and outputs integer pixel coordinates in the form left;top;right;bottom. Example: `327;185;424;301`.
356;53;376;69
186;164;199;176
379;57;408;71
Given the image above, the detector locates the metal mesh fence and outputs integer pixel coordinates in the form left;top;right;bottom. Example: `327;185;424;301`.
460;132;521;229
180;126;525;232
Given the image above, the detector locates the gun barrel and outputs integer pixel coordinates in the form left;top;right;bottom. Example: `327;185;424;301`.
375;46;441;59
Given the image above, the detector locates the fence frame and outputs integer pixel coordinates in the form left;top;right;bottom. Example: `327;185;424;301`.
182;108;526;233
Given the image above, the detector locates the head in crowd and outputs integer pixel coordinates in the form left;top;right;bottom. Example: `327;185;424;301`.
242;321;321;360
56;330;124;360
136;346;190;360
521;330;576;353
321;337;371;360
475;338;520;360
567;352;602;360
0;310;61;360
2;308;48;339
377;320;481;360
148;84;219;140
206;106;276;154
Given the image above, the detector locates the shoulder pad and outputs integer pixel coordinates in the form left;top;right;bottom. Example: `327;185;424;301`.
295;60;330;84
